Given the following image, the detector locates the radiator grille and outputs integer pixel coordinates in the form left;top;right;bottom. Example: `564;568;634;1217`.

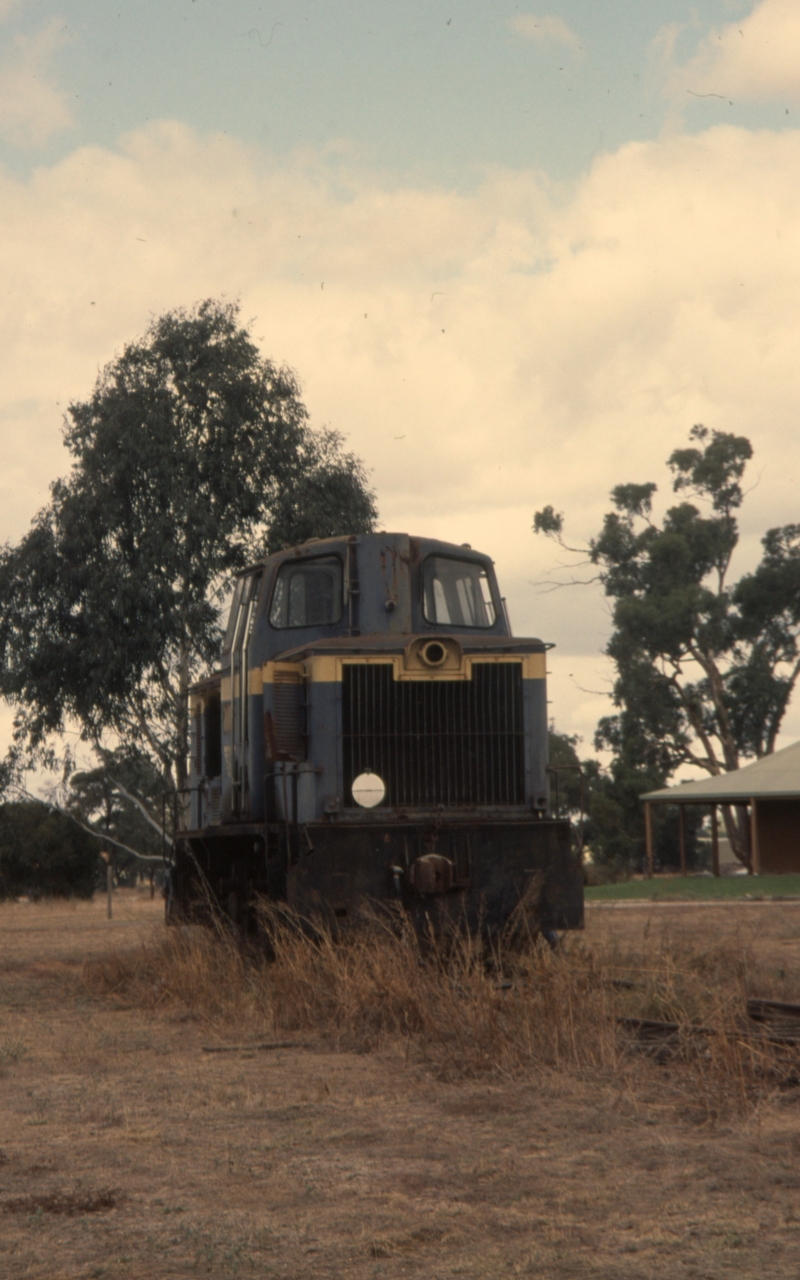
342;663;525;808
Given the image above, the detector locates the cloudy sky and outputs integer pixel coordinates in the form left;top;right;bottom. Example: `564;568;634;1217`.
2;0;800;764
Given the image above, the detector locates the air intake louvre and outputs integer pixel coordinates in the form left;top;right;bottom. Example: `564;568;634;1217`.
342;663;525;808
272;672;305;759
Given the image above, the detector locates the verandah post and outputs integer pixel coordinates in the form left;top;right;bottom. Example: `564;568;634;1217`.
645;801;654;878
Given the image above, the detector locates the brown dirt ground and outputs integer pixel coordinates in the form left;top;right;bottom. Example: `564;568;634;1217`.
2;894;800;1279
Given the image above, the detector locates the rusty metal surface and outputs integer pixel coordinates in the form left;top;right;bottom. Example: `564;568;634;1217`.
273;633;549;659
409;853;454;895
171;816;583;937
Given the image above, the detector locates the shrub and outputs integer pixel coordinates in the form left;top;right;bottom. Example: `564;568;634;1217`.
0;801;98;899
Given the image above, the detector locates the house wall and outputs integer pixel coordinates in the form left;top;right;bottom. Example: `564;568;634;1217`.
756;800;800;874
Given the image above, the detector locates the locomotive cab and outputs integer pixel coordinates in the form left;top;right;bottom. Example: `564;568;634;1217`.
173;533;583;935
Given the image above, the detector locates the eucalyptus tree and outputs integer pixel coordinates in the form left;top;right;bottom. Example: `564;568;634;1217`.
535;426;800;866
0;299;377;798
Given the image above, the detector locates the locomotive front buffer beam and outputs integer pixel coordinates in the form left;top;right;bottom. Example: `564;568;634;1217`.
170;815;583;939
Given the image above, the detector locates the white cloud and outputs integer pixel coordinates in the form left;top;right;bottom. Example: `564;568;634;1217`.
510;13;580;49
0;17;73;147
665;0;800;107
4;118;800;750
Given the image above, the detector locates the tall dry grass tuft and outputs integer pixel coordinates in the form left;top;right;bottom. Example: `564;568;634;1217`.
259;905;618;1077
602;926;799;1119
83;921;271;1028
83;905;800;1112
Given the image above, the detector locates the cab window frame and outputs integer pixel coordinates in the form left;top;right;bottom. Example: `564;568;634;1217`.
268;553;345;631
420;554;498;629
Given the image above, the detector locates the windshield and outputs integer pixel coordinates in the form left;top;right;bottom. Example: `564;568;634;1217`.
269;556;343;629
422;556;496;628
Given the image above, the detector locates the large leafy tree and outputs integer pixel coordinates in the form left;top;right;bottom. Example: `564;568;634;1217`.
535;426;800;867
0;299;377;797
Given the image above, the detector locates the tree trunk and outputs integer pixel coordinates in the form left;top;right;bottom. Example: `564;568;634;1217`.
175;639;190;794
172;638;192;837
721;803;749;868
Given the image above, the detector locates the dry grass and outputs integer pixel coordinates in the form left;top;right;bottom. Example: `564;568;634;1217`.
4;893;800;1278
82;901;800;1116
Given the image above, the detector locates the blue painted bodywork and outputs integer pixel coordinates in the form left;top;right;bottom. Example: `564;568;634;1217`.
200;533;549;824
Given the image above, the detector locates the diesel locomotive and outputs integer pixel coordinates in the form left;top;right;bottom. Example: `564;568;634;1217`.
170;533;584;936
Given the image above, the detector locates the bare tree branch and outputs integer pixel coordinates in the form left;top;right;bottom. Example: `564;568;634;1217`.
107;776;174;847
11;786;165;864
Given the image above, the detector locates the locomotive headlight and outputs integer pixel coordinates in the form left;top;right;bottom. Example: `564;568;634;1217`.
421;640;447;667
351;770;386;808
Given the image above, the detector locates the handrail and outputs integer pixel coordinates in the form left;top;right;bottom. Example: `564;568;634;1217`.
546;764;585;852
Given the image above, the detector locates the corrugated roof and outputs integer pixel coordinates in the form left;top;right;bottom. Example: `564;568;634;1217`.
643;740;800;803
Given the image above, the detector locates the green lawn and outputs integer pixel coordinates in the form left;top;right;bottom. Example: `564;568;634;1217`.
585;874;800;902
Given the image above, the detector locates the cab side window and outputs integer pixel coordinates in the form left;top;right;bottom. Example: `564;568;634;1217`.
269;556;343;628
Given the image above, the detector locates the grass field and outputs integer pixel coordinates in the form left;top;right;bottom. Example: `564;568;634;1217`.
2;892;800;1278
586;874;800;902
